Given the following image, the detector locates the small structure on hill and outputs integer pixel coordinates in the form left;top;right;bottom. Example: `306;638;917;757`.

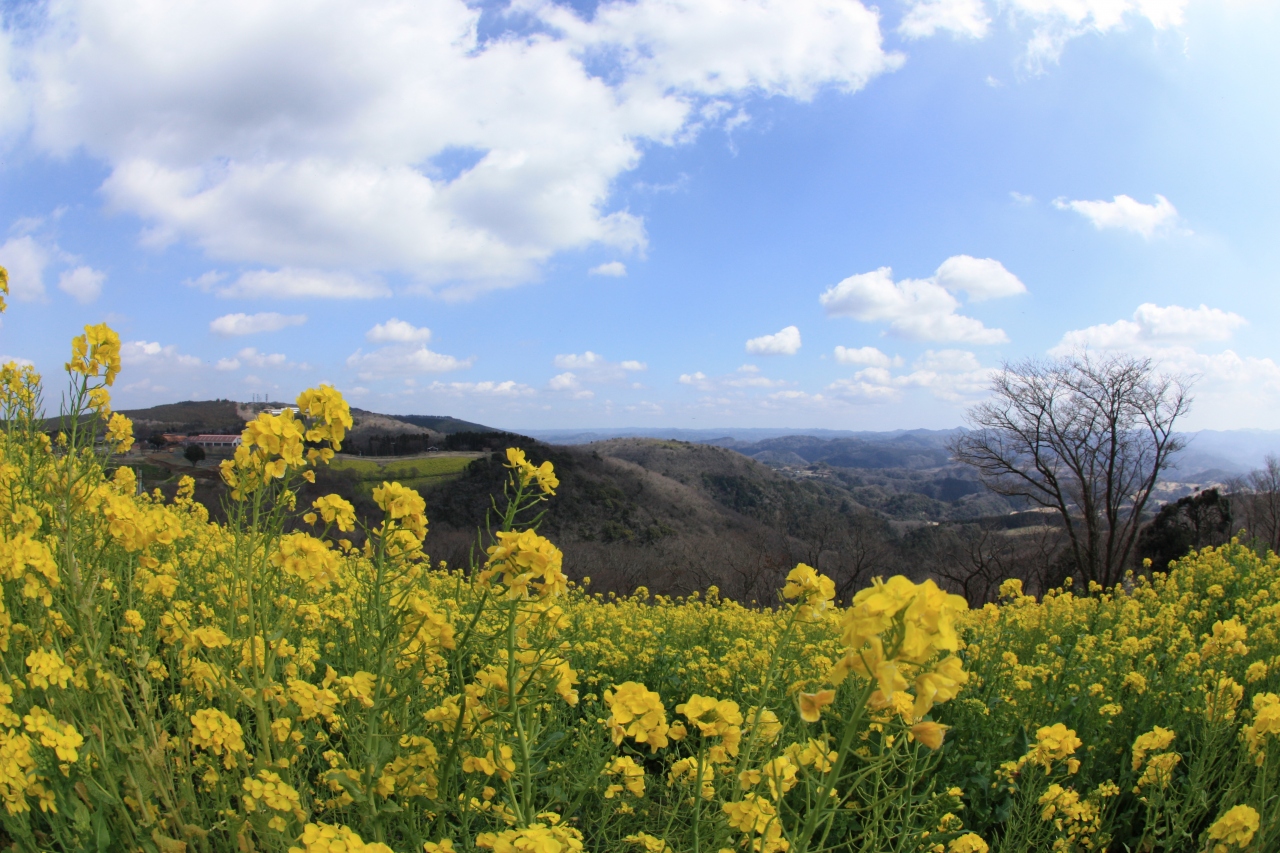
185;434;243;451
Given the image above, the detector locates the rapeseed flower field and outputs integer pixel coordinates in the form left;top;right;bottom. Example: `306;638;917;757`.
0;313;1277;851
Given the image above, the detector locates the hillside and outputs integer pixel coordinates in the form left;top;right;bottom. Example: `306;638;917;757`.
114;399;507;450
120;399;245;434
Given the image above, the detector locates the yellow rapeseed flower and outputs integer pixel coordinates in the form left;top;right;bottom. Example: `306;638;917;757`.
1206;804;1260;851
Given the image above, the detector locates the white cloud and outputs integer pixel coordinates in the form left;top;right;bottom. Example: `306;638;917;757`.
218;268;390;299
1008;0;1189;69
725;374;789;389
899;0;989;39
589;261;627;277
553;352;606;371
0;355;34;368
428;379;535;397
833;345;900;367
2;0;900;294
678;364;788;392
57;265;105;304
745;325;801;356
548;371;594;398
184;270;226;292
1054;194;1180;238
121;340;201;368
367;319;432;344
1047;304;1280;428
1051;303;1246;354
551;351;646;385
1131;303;1245;341
825;377;902;402
933;255;1026;301
0;237;50;301
234;347;292;369
768;390;825;403
820;256;1020;344
678;371;711;389
894;0;1186;68
549;372;580;391
346;344;472;378
210;311;307;336
911;348;983;372
828;348;994;403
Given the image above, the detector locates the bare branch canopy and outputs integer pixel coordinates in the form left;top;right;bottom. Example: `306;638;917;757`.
949;352;1192;589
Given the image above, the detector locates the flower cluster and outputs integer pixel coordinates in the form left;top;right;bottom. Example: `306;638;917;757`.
480;529;568;600
823;576;970;733
505;448;559;495
605;682;670;752
782;562;835;619
220;386;350;498
67;323;122;386
190;708;246;768
1206;804;1260;852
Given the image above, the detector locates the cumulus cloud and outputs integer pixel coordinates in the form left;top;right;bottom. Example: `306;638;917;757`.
833;345;900;367
210;312;307;336
1008;0;1189;68
1050;303;1246;355
745;325;801;355
548;372;594;398
347;317;470;377
0;237;50;301
184;271;226;292
820;255;1024;344
121;340;201;368
217;268;390;300
367;319;432;344
551;351;646;386
1054;194;1180;238
217;347;301;371
678;371;711;389
678;364;788;392
346;344;472;378
1050;305;1280;428
899;0;989;39
827;348;994;403
933;255;1026;301
217;348;300;371
0;0;901;294
428;380;534;397
589;261;627;277
895;0;1186;68
57;265;105;304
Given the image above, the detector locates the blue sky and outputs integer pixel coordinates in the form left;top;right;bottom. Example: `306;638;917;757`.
1;0;1277;431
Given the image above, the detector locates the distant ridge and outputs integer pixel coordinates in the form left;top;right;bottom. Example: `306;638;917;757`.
109;400;507;440
521;427;965;445
384;413;504;435
519;426;1280;477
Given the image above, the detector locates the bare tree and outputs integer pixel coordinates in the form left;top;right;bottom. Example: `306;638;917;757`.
922;524;1064;605
950;352;1191;589
1230;455;1280;554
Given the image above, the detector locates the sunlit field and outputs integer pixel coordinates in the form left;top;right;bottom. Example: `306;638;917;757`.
0;319;1276;852
327;456;480;499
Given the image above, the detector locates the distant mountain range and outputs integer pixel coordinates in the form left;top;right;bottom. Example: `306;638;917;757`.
112;399;1280;477
520;426;1280;477
520;427;963;445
